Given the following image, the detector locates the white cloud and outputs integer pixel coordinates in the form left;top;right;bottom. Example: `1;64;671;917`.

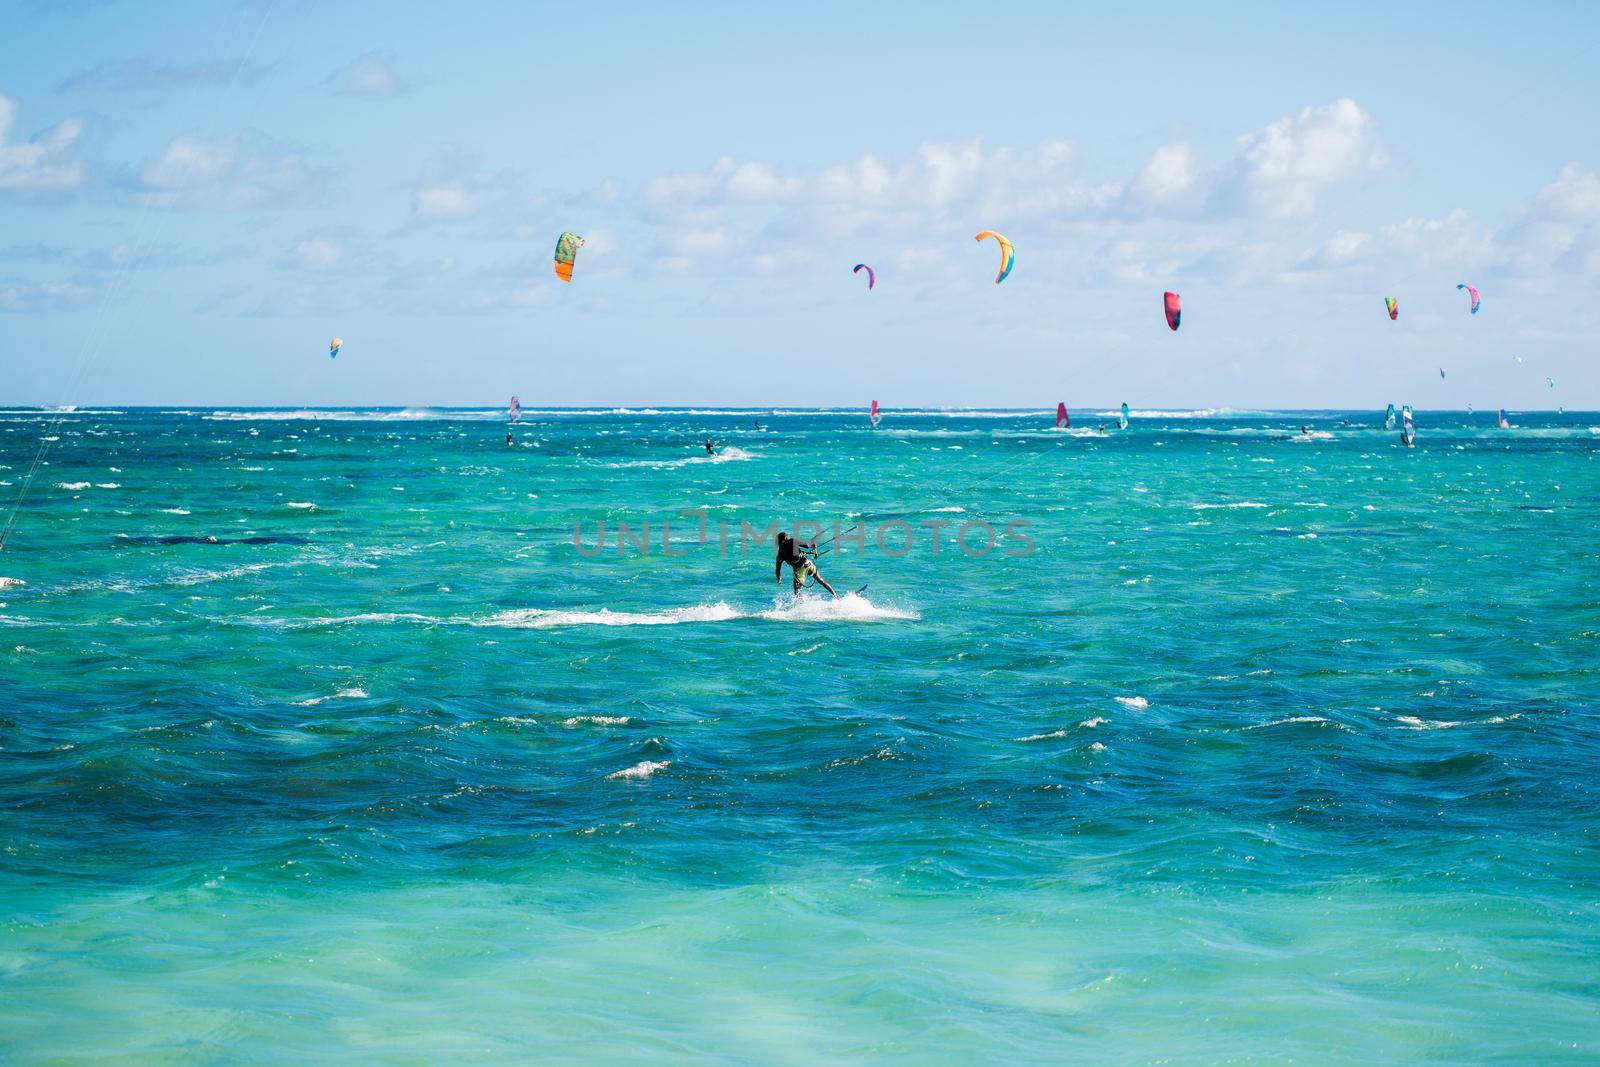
283;237;345;271
0;95;86;192
415;185;478;218
0;279;93;312
1496;165;1600;279
1220;98;1384;218
411;161;512;222
326;52;409;99
136;132;326;210
1533;164;1600;219
58;57;271;93
1129;144;1196;204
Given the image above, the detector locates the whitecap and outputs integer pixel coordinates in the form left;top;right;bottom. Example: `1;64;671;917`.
755;592;917;623
479;603;740;628
607;759;669;780
291;687;370;706
1114;696;1149;710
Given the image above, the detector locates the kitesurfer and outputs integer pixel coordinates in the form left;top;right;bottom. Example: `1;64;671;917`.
506;432;514;446
704;438;717;456
775;531;837;597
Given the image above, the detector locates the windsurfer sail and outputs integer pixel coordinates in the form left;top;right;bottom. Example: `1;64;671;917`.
869;400;881;429
1119;403;1129;431
1056;402;1068;429
1384;403;1396;430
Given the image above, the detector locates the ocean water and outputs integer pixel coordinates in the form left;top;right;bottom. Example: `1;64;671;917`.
2;406;1599;1062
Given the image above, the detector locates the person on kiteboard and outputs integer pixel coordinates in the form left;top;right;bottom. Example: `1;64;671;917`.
775;531;837;597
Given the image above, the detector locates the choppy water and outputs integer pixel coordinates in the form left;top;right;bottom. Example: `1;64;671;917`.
3;406;1599;1062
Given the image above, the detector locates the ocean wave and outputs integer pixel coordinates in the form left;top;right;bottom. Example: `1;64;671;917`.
479;604;742;628
1093;408;1274;419
291;687;370;706
602;446;756;469
205;408;503;422
607;759;670;780
254;594;915;631
754;592;918;623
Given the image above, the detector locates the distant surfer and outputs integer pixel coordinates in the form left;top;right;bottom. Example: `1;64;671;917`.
505;432;513;446
1299;425;1311;436
703;438;717;456
775;531;837;597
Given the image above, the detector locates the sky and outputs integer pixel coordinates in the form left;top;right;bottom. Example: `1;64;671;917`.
1;0;1598;409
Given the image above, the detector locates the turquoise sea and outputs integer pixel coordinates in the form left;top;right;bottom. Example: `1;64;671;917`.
2;406;1598;1062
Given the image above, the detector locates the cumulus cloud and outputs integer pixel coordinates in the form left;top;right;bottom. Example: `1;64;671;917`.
274;229;394;274
0;95;86;192
1128;144;1196;205
1497;164;1600;279
1217;98;1384;218
326;52;409;98
410;160;517;223
0;279;94;312
135;131;328;210
58;57;271;92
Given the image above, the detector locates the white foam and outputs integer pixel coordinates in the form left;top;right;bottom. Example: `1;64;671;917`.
755;592;918;623
1247;715;1329;730
480;603;741;628
206;408;501;422
564;715;631;726
1114;696;1149;710
1395;715;1462;730
607;759;670;780
301;612;439;627
0;577;25;590
291;687;370;706
285;501;316;510
55;481;91;490
1192;502;1269;510
604;445;756;469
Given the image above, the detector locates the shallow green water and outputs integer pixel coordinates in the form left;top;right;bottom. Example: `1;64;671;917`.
2;406;1598;1062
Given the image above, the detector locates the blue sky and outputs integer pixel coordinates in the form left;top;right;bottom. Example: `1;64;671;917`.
2;0;1597;408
